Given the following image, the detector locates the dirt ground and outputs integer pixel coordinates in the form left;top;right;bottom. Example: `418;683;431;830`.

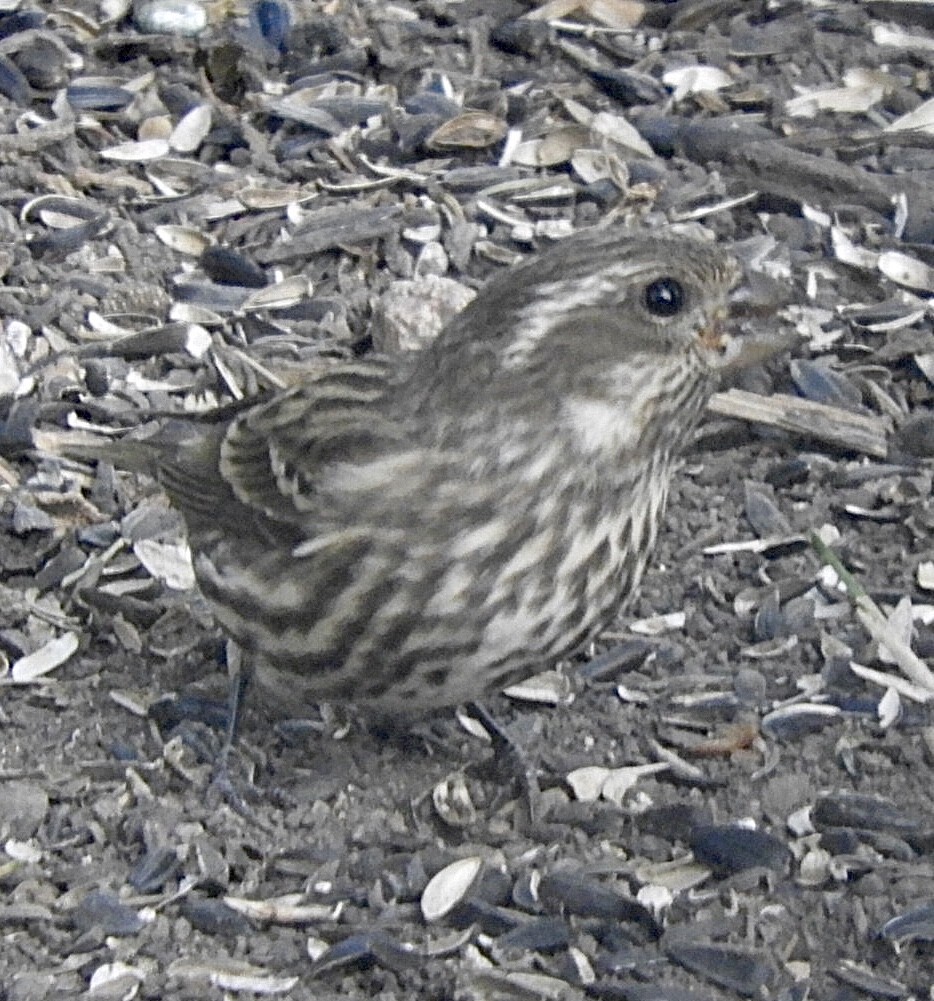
1;1;934;998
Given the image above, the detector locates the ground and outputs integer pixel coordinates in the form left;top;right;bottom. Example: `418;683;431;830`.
1;1;934;999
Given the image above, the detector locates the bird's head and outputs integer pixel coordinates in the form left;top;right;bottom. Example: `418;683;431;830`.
411;229;759;433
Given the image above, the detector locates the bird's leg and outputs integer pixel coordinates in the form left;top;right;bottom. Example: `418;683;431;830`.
205;642;271;826
221;640;252;759
464;701;542;827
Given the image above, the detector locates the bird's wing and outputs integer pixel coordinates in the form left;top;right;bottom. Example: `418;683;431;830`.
209;358;408;527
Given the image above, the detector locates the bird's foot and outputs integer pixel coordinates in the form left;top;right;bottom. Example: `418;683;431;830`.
462;701;543;828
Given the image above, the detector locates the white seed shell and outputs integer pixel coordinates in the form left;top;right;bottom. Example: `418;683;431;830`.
421;857;483;922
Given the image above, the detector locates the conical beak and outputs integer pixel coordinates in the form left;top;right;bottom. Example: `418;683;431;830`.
715;268;797;373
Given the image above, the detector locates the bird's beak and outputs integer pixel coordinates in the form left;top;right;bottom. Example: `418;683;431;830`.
715;268;797;373
698;312;729;354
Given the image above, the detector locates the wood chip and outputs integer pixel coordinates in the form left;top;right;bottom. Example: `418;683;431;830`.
707;389;889;458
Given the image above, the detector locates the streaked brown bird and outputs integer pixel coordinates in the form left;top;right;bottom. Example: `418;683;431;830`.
52;228;757;718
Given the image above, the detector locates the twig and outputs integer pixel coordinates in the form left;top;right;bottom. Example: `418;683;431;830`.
809;531;934;694
707;389;889;458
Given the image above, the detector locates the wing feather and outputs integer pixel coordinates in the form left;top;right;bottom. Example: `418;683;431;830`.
214;358;406;524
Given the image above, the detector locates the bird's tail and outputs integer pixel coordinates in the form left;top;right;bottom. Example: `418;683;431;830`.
31;426;163;477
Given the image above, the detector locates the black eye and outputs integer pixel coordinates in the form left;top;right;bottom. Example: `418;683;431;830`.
643;277;685;317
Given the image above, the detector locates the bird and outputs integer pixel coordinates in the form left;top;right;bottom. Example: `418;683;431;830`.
47;227;761;721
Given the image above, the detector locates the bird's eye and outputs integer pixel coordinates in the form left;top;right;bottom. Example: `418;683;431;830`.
643;277;686;318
